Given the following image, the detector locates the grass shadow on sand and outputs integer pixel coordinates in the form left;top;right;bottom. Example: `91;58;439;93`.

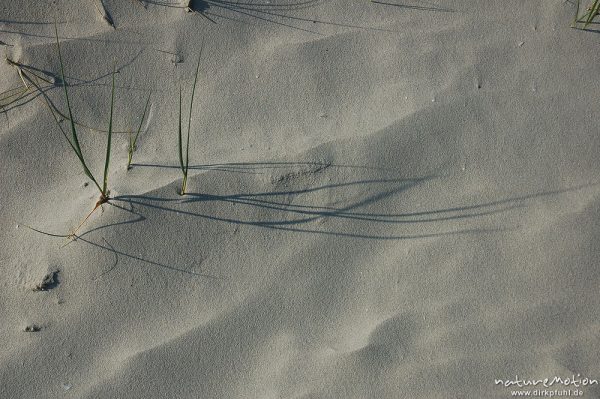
106;166;518;240
370;1;453;12
33;163;594;280
103;167;595;242
147;0;438;34
2;53;145;129
30;215;227;281
131;160;402;175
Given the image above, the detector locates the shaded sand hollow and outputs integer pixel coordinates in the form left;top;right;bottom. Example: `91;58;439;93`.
0;0;599;398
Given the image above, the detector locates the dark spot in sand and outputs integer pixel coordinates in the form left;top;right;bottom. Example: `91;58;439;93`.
24;325;41;332
33;270;59;291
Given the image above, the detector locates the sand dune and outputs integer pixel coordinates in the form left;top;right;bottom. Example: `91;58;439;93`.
1;0;599;398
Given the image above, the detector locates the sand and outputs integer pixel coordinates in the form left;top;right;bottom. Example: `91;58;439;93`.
1;0;599;398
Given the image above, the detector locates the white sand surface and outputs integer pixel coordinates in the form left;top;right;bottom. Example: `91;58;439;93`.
1;0;599;398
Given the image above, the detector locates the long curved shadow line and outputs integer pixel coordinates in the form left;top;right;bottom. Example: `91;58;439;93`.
2;87;43;113
201;10;257;26
76;201;147;239
8;60;61;84
148;0;400;34
107;179;596;239
0;82;94;115
55;48;145;87
26;204;225;279
202;0;401;33
186;194;525;223
145;0;324;10
29;48;145;89
576;27;600;34
0;19;57;25
76;202;216;280
105;175;520;240
94;237;120;279
182;177;430;226
134;164;263;175
41;180;593;266
370;1;453;12
202;1;324;34
209;0;326;11
116;177;423;203
131;161;401;174
112;195;508;240
29;228;225;279
145;0;323;34
143;0;181;8
6;51;143;93
0;28;147;46
5;51;146;124
77;235;226;279
2;64;62;113
3;80;90;120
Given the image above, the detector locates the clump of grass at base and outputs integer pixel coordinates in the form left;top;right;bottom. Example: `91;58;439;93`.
127;93;151;170
49;23;115;206
573;0;600;28
177;53;202;195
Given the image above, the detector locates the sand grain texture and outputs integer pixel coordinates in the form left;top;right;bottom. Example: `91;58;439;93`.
1;0;599;398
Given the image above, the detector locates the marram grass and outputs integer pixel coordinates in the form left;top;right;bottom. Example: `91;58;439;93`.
33;24;118;238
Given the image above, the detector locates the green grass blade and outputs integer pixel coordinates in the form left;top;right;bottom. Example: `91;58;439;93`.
55;24;82;160
127;130;134;169
185;45;204;172
181;173;187;195
585;0;600;27
178;85;184;173
132;92;151;149
102;63;116;197
54;23;102;192
128;92;150;168
589;0;600;23
20;70;83;159
23;71;79;155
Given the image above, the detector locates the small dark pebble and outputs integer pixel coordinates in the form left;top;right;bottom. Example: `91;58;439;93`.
24;325;41;332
